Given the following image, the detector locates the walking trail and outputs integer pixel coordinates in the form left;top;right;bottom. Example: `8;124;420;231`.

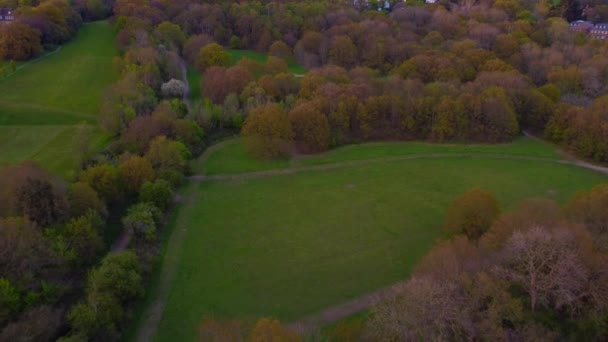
134;142;608;340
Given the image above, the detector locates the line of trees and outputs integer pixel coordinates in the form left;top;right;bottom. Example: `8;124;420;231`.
366;187;608;340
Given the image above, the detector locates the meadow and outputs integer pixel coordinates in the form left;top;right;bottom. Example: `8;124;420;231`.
0;21;116;178
148;137;608;341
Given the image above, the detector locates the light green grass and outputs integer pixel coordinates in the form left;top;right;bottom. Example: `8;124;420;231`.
154;139;608;342
0;21;117;121
0;125;107;179
0;21;116;178
194;136;563;175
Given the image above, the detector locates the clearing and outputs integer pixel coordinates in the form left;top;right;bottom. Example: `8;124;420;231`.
135;137;608;342
0;21;117;178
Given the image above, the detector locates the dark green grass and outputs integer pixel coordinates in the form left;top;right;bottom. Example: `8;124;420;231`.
186;66;202;102
155;140;607;342
194;136;563;175
0;21;116;177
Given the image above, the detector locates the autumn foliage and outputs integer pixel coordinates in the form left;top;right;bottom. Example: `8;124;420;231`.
241;104;294;159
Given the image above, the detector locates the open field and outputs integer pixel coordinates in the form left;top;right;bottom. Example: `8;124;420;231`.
0;21;116;178
143;137;608;341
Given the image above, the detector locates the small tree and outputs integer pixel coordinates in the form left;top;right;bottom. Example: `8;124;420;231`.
241;104;294;159
122;202;161;242
443;188;500;240
139;180;173;211
161;79;186;98
119;155;155;194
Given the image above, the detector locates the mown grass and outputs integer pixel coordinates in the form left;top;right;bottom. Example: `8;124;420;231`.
194;136;563;175
154;138;607;342
0;21;116;178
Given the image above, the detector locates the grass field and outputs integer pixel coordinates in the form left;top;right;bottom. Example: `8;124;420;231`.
148;137;608;341
0;21;116;178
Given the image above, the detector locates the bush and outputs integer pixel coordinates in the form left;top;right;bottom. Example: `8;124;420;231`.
122;202;161;242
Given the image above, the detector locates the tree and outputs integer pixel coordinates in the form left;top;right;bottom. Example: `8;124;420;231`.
288;102;330;153
196;43;232;73
443;188;500;240
198;317;245;342
16;178;67;227
161;79;186;98
87;251;143;302
0;278;20;324
565;184;608;251
119;155;155;195
145;136;191;174
329;36;357;68
139;180;173;211
241;104;294;159
0;21;42;60
500;226;589;312
155;21;186;50
268;40;292;60
122;202;160;242
61;215;104;266
79;164;124;205
248;318;300;342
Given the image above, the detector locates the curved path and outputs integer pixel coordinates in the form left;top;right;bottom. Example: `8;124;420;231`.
135;148;608;340
191;152;608;183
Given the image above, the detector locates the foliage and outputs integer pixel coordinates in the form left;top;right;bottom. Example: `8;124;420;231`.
119;155;155;194
241;103;294;159
122;202;161;241
443;188;501;240
288;101;330;153
139;180;173;211
0;21;42;60
196;43;232;73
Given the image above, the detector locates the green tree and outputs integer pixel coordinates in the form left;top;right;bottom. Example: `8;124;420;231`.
79;164;124;205
196;43;232;73
0;278;20;324
61;215;104;266
16;178;67;227
140;180;173;211
443;188;500;240
122;202;161;242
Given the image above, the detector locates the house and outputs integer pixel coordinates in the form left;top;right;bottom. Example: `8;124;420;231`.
0;8;14;22
590;23;608;40
570;20;594;33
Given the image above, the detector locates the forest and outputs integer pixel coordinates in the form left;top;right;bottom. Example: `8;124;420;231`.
1;0;608;340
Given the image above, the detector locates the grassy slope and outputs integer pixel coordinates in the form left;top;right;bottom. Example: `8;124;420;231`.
155;138;608;341
0;21;116;178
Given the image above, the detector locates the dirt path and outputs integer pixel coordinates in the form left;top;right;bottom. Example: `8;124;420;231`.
134;193;195;342
191;152;608;183
286;281;406;334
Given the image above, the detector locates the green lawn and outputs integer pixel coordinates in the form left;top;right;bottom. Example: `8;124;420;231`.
194;136;563;175
0;21;116;178
152;138;608;341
